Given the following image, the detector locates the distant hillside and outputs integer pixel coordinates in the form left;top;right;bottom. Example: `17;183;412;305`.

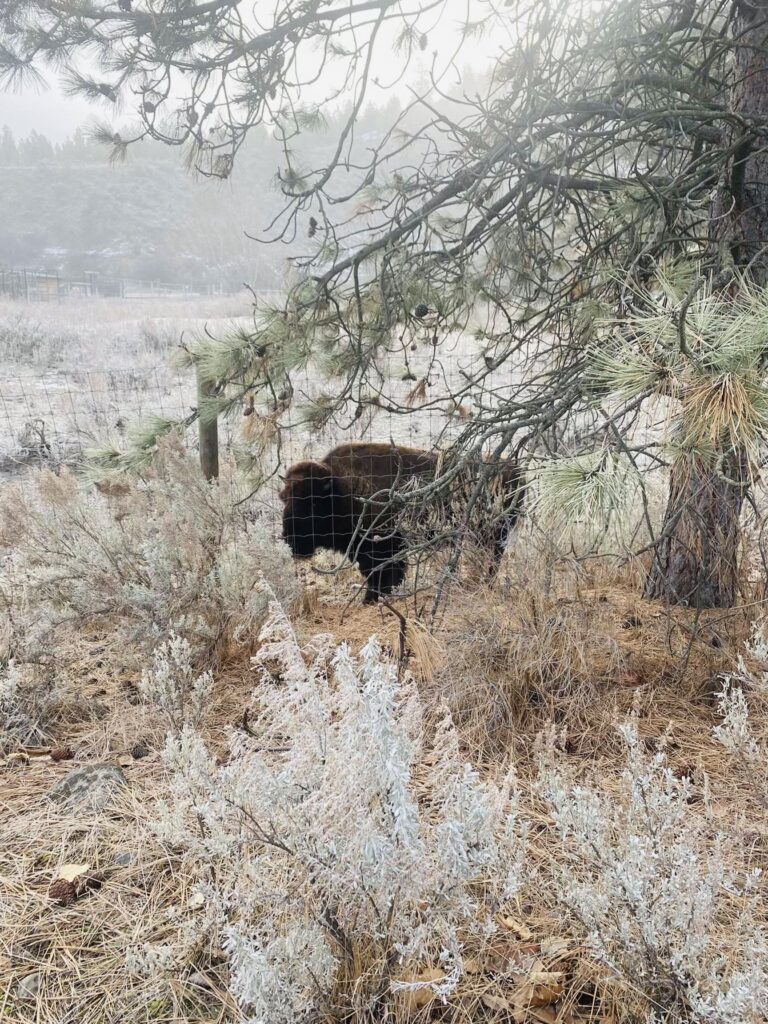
0;125;305;291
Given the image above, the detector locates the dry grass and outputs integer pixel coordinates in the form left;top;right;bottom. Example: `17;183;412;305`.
2;548;768;1024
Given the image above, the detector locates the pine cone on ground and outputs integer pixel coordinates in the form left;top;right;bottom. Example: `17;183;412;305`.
414;303;430;319
76;871;106;895
50;746;74;762
48;879;77;906
131;743;149;760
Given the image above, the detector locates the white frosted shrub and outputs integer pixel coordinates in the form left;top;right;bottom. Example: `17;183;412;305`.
139;633;213;734
0;442;297;658
713;680;760;761
154;603;526;1023
0;659;24;750
742;616;768;672
712;623;768;802
538;716;767;1021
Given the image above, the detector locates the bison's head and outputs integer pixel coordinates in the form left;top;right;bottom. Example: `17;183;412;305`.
278;460;352;558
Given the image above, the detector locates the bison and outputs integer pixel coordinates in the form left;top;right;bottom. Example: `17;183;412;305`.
278;441;524;603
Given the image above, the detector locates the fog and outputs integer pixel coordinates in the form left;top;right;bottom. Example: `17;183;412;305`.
1;88;93;141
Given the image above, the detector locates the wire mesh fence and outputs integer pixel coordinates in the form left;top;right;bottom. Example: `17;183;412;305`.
0;340;536;477
0;366;196;475
0;345;536;611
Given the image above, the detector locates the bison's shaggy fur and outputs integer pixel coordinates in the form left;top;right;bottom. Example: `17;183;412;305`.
279;441;524;603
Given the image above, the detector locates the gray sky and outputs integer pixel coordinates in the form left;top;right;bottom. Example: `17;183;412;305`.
0;2;501;142
1;89;93;140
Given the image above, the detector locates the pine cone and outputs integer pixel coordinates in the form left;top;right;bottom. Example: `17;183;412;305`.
48;879;77;906
414;303;430;319
131;743;149;760
50;746;74;762
122;680;141;706
76;871;106;895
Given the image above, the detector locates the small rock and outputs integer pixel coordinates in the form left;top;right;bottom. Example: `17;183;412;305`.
47;764;127;812
17;972;43;1001
113;850;135;867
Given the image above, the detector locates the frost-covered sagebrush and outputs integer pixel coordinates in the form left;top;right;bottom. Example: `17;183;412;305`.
538;716;767;1022
712;621;768;803
155;604;526;1023
139;633;213;734
0;659;24;750
0;441;298;658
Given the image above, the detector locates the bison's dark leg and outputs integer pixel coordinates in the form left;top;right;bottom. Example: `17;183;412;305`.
357;534;407;603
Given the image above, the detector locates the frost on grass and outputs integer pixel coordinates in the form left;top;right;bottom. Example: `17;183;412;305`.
0;440;298;660
538;715;767;1022
154;603;526;1023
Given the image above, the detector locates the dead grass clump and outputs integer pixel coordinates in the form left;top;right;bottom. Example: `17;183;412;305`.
428;564;749;761
431;588;622;756
0;661;59;752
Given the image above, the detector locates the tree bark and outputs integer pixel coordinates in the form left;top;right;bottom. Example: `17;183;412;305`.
646;0;768;608
711;0;768;286
644;450;748;606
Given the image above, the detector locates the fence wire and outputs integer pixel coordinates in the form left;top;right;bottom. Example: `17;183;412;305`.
0;352;538;607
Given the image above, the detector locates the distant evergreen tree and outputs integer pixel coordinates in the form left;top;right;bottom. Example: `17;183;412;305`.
0;125;17;166
17;131;54;165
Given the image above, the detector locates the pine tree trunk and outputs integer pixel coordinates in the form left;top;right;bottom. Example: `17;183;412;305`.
644;450;748;606
646;0;768;608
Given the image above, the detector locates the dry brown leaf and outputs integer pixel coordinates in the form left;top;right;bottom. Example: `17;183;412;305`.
20;746;51;757
531;1007;559;1024
499;914;534;940
58;863;91;882
481;992;512;1013
463;956;482;974
519;970;565;1009
6;752;29;765
116;755;133;768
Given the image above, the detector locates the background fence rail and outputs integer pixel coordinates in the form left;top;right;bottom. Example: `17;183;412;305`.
0;267;287;302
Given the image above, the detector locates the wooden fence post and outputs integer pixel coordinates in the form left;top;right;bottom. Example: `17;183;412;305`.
197;367;219;481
